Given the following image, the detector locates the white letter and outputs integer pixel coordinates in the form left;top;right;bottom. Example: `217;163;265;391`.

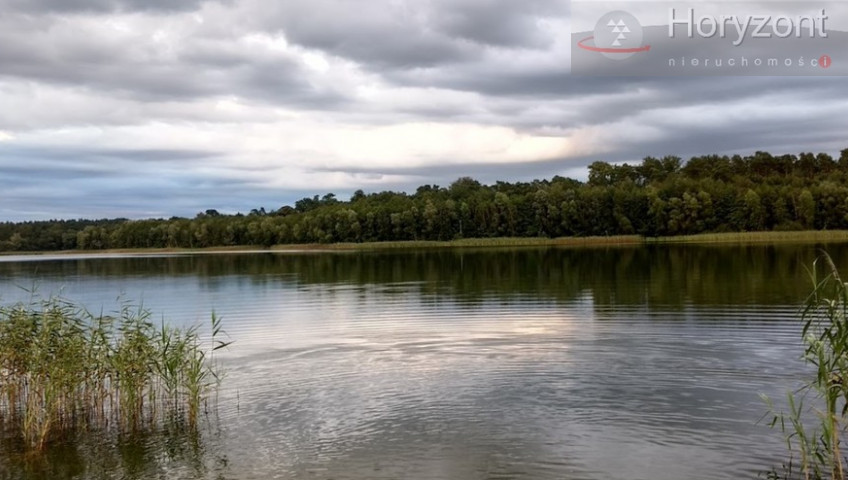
697;15;718;37
732;15;752;46
773;16;793;38
817;9;829;37
796;15;815;37
669;8;694;37
751;15;771;39
718;15;733;38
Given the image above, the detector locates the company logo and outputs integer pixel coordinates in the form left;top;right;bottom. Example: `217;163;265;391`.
572;2;844;76
669;8;829;46
577;11;651;60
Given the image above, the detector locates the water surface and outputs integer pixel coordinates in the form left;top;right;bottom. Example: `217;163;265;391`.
1;244;842;480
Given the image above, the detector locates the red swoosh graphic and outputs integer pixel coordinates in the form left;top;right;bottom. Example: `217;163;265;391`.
578;36;651;54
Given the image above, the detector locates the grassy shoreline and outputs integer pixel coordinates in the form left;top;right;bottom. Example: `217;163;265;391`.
647;230;848;245
3;231;848;257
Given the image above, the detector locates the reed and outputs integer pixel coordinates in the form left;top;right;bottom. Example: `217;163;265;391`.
274;231;848;251
274;235;645;251
763;254;848;479
0;296;230;451
650;230;848;245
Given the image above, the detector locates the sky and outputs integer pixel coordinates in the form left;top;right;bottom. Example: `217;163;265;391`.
0;0;847;221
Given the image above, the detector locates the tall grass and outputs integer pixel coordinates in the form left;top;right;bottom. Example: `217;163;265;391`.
764;254;848;479
274;235;645;251
651;231;848;245
271;231;848;251
0;297;230;451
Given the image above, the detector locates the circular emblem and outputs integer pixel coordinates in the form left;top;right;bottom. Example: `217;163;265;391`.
590;11;645;60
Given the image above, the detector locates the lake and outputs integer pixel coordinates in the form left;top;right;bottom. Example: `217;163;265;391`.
0;244;841;480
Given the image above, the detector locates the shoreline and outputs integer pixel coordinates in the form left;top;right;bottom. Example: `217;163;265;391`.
2;231;848;257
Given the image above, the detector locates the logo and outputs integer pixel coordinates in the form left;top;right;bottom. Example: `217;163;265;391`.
577;11;650;60
571;2;844;76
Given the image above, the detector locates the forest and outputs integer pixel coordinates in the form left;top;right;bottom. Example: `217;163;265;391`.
2;149;848;252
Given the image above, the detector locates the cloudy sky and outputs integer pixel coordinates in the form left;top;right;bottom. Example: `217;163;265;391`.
1;0;847;221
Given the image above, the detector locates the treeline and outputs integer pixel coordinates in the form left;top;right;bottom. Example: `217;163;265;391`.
3;149;848;252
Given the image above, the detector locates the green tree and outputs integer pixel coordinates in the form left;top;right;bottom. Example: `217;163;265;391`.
797;189;816;229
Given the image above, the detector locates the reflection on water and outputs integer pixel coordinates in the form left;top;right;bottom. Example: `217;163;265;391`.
0;422;229;480
1;244;845;480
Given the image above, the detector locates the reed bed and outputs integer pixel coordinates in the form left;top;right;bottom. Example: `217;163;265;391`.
764;254;848;479
650;230;848;245
274;231;848;251
7;231;848;257
274;235;644;251
0;297;230;451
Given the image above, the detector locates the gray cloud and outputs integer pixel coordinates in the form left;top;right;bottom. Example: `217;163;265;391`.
0;0;847;221
256;1;476;69
0;14;345;107
429;0;567;49
254;0;565;71
0;145;289;220
0;0;220;13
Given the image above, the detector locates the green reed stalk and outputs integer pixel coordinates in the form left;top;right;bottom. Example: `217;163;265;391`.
764;254;848;480
0;296;230;451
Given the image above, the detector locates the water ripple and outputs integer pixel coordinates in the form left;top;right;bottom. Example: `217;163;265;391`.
0;250;824;480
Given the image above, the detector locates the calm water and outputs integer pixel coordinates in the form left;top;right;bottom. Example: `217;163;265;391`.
1;244;845;480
